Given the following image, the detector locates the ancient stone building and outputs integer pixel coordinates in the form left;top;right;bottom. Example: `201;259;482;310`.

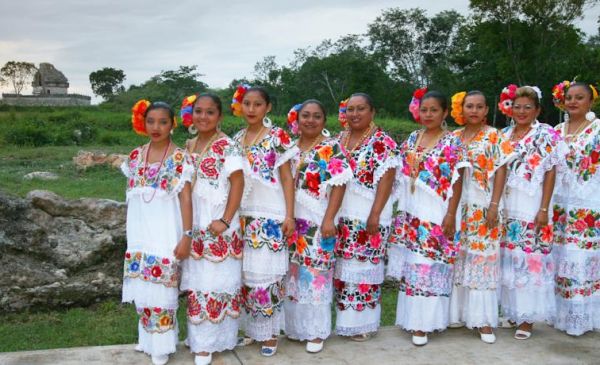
32;63;69;95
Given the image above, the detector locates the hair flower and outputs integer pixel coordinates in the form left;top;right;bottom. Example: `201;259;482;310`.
498;84;518;117
409;87;428;123
450;91;467;125
338;98;349;129
287;103;302;135
231;84;251;117
131;99;151;136
180;94;197;129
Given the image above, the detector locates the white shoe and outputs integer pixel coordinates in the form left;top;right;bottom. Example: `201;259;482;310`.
479;331;496;344
514;329;531;340
306;340;324;353
448;322;465;328
184;338;190;347
194;353;212;365
151;354;169;365
134;344;143;352
412;334;428;346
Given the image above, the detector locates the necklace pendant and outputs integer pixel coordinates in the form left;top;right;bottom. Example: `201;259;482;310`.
410;179;416;194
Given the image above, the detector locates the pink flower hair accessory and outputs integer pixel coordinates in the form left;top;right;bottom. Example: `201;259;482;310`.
409;87;428;123
338;98;349;129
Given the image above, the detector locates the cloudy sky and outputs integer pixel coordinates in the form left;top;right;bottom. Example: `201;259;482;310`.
1;0;598;103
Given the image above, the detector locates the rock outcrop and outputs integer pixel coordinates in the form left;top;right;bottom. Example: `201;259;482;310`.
0;190;126;312
73;150;127;170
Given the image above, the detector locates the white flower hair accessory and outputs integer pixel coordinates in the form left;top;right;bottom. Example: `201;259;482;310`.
524;85;542;101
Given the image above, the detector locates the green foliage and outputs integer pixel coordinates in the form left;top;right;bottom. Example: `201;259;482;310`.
0;60;37;95
89;67;126;100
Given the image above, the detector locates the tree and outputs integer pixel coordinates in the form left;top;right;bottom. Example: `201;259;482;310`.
0;61;37;95
89;67;126;100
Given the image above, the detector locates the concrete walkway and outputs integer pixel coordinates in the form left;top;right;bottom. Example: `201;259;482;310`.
1;325;598;365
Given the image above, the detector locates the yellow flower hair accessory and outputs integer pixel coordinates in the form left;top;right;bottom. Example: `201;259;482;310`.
451;91;467;125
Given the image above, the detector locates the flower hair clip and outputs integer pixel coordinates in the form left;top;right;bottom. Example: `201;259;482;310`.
450;91;467;126
287;103;302;135
338;98;349;129
180;94;197;134
409;87;428;123
131;99;151;136
498;84;518;117
552;80;570;110
231;84;251;117
524;85;543;101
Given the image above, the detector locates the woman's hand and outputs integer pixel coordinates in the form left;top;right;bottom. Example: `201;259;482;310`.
486;205;499;229
441;213;456;241
173;236;192;260
320;217;337;239
207;219;228;236
534;209;549;232
366;212;380;235
282;217;296;238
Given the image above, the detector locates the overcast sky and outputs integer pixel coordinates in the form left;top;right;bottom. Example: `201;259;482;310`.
1;0;598;103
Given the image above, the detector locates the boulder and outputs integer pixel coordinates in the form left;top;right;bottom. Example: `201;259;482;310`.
73;150;127;170
0;190;126;312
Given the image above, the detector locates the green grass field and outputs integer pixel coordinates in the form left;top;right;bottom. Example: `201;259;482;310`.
0;106;409;352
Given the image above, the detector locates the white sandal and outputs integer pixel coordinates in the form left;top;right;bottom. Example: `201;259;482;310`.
514;329;531;340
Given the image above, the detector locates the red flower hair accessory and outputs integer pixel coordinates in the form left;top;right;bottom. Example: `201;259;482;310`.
338;98;349;129
180;94;197;131
450;91;467;126
498;84;518;117
287;103;302;135
131;99;151;136
231;84;251;117
409;87;428;123
552;80;570;110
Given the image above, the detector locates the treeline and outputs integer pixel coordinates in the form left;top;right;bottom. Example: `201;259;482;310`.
99;1;600;125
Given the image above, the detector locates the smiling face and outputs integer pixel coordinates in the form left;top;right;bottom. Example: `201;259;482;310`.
419;97;448;130
345;95;375;132
462;94;488;126
242;90;271;127
298;103;326;139
145;108;173;143
512;96;539;127
192;96;222;134
565;84;593;120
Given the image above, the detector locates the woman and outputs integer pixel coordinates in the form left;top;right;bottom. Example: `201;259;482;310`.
388;89;468;346
552;81;600;336
231;85;296;356
121;100;193;365
499;86;566;340
334;92;400;340
180;93;244;365
284;100;353;353
449;90;514;343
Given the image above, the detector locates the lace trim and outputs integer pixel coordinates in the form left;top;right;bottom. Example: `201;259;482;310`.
335;322;379;336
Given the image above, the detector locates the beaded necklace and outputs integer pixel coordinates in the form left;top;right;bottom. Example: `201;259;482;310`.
410;129;446;194
142;139;171;203
342;122;375;153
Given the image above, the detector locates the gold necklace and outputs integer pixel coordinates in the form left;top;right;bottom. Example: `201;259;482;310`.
564;120;590;143
294;134;324;182
410;129;446;194
510;125;532;142
242;126;266;151
192;132;220;157
460;125;485;146
343;122;375;152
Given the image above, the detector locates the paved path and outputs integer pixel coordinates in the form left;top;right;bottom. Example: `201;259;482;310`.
1;325;599;365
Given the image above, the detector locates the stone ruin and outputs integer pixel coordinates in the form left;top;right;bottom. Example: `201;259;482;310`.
1;62;91;106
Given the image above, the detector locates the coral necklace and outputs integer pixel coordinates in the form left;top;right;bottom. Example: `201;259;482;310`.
410;129;446;194
510;125;532;143
142;139;171;203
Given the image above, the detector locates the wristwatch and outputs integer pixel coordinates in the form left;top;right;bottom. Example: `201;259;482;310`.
184;230;193;238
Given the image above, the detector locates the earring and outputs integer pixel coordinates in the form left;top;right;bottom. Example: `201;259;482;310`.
188;125;198;135
321;128;331;138
262;116;272;128
510;119;515;128
441;120;448;130
585;111;596;122
170;129;174;135
564;112;570;123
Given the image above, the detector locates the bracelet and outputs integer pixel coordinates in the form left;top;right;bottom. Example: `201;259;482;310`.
539;208;548;212
219;217;231;229
490;201;499;206
183;229;193;238
446;212;455;217
285;217;295;222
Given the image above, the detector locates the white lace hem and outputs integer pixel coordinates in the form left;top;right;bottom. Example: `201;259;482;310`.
449;285;498;328
137;321;178;357
334;259;384;284
187;316;238;353
284;301;331;341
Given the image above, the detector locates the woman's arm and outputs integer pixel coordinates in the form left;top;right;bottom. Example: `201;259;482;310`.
174;182;193;260
208;170;244;235
442;168;464;239
486;164;507;228
279;161;296;237
366;168;396;235
534;167;556;230
321;185;346;238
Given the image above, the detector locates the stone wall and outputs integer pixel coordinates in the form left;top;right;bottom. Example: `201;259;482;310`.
1;93;91;106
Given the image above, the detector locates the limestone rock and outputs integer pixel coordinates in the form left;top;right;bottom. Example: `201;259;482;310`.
0;190;126;312
73;150;127;170
23;171;59;180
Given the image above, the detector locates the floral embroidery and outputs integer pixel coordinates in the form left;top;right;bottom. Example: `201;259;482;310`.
503;123;563;183
241;216;286;252
191;137;240;188
556;121;600;183
137;306;176;333
190;229;243;262
460;204;503;252
553;205;600;250
233;126;294;185
555;276;600;299
399;131;465;200
123;251;180;287
335;217;390;264
241;280;285;318
294;139;350;197
389;211;460;264
186;289;242;324
287;218;335;271
125;147;189;194
343;129;399;191
334;279;381;311
453;127;513;193
501;218;553;255
287;263;334;304
398;262;454;297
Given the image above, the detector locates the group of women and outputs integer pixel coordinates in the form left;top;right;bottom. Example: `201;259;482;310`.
120;81;600;365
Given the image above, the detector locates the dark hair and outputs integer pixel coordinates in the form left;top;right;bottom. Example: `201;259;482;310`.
299;99;327;122
515;86;541;108
244;86;271;104
193;92;223;115
145;101;175;123
349;92;375;111
422;90;448;111
569;82;595;101
463;90;487;106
